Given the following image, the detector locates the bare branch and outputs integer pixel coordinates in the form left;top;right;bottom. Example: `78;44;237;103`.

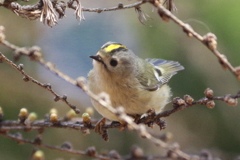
1;0;146;26
0;53;80;114
148;0;240;80
0;132;112;160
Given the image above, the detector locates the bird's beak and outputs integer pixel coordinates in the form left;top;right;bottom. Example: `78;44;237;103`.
90;55;103;63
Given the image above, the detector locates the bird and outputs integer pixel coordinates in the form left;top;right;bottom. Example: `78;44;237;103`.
88;41;184;121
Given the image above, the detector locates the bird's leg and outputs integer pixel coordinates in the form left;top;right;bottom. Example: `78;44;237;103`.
94;118;108;141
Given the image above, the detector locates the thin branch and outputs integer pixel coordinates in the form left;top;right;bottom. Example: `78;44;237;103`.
0;132;112;160
0;127;184;159
0;53;80;114
0;88;238;131
148;0;240;80
81;1;145;13
1;0;146;26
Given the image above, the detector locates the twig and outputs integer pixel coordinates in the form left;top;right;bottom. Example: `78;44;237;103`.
81;1;145;13
0;132;111;160
0;53;80;114
148;0;240;80
0;88;238;131
1;0;146;26
0;130;187;160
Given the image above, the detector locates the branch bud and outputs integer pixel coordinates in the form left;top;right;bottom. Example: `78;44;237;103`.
50;108;57;115
204;88;214;99
206;100;215;109
18;108;29;123
86;147;96;157
24;112;37;126
49;108;58;123
65;109;77;120
32;150;45;160
203;33;217;51
43;83;51;89
22;76;29;82
183;24;193;37
224;95;238;106
82;112;91;124
173;97;186;107
54;96;60;102
50;113;58;123
131;145;144;158
18;63;24;70
61;141;72;150
108;150;121;159
183;95;194;105
118;3;123;8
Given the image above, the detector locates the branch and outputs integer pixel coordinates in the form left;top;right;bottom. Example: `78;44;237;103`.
0;0;146;26
0;132;112;160
0;52;80;114
0;88;238;131
148;0;240;80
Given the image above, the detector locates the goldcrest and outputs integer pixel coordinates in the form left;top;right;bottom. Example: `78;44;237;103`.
88;42;184;121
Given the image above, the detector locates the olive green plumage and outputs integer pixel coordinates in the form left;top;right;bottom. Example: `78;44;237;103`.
88;42;184;121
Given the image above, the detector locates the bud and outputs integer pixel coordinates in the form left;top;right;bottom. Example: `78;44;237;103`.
82;113;91;124
183;24;193;37
86;147;96;157
24;112;37;126
50;113;58;123
108;150;121;159
206;100;215;109
66;109;76;120
32;150;45;160
118;3;123;8
173;97;186;107
18;64;24;70
204;88;214;99
131;145;144;158
61;141;72;150
183;95;194;105
49;108;57;115
203;33;217;51
22;76;29;82
18;108;28;123
224;95;238;106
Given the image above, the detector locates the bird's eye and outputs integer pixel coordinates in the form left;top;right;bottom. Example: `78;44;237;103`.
110;59;118;67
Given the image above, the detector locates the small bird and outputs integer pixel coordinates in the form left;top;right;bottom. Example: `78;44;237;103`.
88;42;184;121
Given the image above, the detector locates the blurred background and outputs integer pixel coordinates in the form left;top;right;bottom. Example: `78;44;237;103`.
0;0;240;159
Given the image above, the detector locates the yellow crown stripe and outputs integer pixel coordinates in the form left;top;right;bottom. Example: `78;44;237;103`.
104;44;126;53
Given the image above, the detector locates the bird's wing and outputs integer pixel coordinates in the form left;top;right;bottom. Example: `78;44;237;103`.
140;58;184;91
